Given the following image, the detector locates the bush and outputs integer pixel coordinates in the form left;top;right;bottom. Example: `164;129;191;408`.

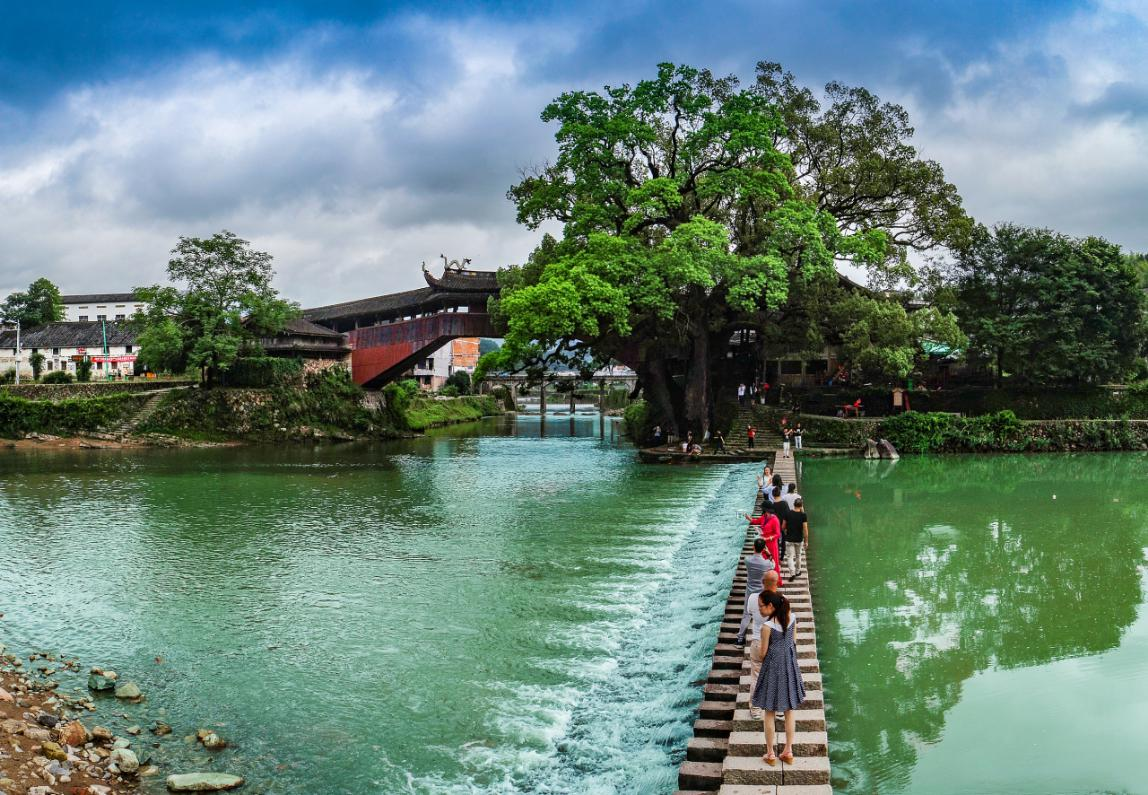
76;359;92;382
40;371;75;384
403;395;502;431
225;356;303;388
439;385;461;397
622;399;653;443
445;370;471;395
0;369;15;385
0;392;148;438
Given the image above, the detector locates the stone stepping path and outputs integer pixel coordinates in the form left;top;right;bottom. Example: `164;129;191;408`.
675;449;831;795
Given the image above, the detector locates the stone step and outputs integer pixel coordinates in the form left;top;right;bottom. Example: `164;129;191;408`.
687;736;729;762
736;689;823;710
693;718;733;738
732;709;825;733
713;654;744;670
722;754;830;786
726;730;828;757
698;700;735;720
679;761;723;791
702;683;740;702
717;786;832;795
709;668;741;685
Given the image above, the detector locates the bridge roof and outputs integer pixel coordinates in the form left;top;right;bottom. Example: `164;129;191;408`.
302;288;491;324
422;267;500;292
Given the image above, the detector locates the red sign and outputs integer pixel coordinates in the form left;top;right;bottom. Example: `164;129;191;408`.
90;355;137;364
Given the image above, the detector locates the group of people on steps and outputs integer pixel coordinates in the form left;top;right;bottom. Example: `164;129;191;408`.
736;462;810;767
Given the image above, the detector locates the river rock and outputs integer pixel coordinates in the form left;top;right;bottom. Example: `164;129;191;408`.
0;686;12;702
112;738;132;749
40;740;68;762
86;673;115;692
58;720;90;747
165;772;245;791
152;721;173;736
201;732;227;750
126;725;142;735
36;714;59;728
23;726;52;742
113;682;142;701
1;718;22;734
109;747;140;774
91;725;114;742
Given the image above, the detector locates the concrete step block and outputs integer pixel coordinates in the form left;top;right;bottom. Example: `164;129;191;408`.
776;786;832;795
732;709;825;733
736;690;823;709
698;700;735;720
709;668;741;684
781;756;831;786
679;761;724;791
713;654;745;669
703;682;740;701
717;786;777;795
722;755;783;786
726;730;828;757
687;736;729;762
693;718;733;737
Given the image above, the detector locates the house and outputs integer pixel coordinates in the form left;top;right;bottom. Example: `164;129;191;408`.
0;322;138;378
258;317;352;374
60;293;147;322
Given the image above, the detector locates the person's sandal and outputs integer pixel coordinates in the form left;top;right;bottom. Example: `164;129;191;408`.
762;752;778;766
779;750;795;764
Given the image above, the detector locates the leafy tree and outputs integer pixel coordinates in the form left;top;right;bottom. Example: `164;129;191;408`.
828;295;965;382
1;278;64;327
29;351;45;380
445;370;472;395
76;358;92;382
133;231;298;385
486;63;887;435
950;224;1147;385
753;62;971;286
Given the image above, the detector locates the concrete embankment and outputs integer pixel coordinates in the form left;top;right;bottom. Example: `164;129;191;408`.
675;450;832;795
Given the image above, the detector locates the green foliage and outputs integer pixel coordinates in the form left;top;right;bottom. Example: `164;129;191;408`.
225;356;303;388
381;379;420;430
1;277;64;327
133;231;299;384
622;399;654;442
76;359;93;382
0;369;16;385
445;369;472;395
950;224;1147;385
29;351;45;380
40;370;75;384
439;385;461;397
0;392;148;438
402;395;502;432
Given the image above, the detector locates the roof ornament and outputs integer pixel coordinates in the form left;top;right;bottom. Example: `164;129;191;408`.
438;253;473;273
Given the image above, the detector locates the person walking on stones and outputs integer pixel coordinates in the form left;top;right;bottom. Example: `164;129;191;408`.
744;504;782;586
771;486;789;567
738;383;747;406
784;498;808;579
782;426;793;458
744;569;781;720
735;537;774;648
756;465;772;500
751;591;806;766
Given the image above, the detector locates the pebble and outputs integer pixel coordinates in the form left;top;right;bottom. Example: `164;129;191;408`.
113;682;142;701
108;747;140;774
166;772;245;792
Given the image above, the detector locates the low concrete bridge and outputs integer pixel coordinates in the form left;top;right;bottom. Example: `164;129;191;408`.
303;263;499;388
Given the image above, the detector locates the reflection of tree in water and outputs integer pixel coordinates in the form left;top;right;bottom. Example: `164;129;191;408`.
812;454;1147;793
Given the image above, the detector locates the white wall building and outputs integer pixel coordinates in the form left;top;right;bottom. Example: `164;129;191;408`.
60;293;147;322
0;322;138;378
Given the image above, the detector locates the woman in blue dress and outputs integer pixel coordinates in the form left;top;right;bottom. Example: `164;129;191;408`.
750;591;806;765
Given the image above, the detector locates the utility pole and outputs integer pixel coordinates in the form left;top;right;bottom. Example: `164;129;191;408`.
13;319;20;385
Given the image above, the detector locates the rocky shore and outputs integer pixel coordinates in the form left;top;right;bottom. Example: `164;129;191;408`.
1;645;243;794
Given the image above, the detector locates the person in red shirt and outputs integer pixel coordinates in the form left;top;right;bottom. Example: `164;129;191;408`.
747;425;756;448
743;503;783;585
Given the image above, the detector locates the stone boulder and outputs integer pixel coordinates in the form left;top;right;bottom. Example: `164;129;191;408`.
113;682;143;701
109;747;140;774
58;720;90;747
165;772;245;791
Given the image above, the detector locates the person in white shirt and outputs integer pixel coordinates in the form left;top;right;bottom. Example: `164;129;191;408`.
783;483;801;510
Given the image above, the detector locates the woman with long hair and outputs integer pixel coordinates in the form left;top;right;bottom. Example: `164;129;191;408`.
750;591;806;765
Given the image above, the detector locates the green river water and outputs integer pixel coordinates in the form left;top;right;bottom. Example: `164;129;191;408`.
2;417;1146;794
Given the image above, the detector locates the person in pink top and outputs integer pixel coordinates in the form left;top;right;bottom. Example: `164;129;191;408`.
743;502;783;586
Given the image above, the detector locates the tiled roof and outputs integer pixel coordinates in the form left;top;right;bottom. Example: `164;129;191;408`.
422;268;500;292
0;321;136;348
302;289;490;323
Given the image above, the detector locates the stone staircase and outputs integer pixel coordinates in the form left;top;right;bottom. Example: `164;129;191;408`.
106;386;189;439
730;406;782;451
675;450;831;795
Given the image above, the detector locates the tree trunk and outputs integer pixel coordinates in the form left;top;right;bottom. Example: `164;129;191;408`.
684;324;710;437
641;358;680;437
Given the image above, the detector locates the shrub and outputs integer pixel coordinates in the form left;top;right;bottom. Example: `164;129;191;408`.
0;392;147;438
445;370;472;395
439;385;461;397
76;359;92;382
40;371;75;384
0;369;15;385
622;399;652;443
226;356;303;388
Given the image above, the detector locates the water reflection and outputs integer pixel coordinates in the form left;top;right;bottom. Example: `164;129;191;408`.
804;453;1148;794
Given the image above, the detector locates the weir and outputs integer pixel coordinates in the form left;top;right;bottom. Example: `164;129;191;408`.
676;449;832;794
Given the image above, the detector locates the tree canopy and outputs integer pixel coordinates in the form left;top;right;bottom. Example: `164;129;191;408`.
1;278;64;327
133;231;298;383
949;224;1147;385
482;62;966;433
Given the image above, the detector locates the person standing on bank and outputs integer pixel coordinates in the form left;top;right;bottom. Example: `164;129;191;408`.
794;423;803;451
782;426;792;458
751;592;806;766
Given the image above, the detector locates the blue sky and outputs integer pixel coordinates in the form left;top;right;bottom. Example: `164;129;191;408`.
1;0;1145;305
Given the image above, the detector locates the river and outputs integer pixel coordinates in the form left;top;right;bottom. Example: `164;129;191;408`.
0;413;754;794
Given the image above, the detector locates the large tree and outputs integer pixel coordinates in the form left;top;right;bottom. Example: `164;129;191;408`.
133;231;298;384
1;277;64;327
485;63;892;435
949;224;1147;385
484;63;967;434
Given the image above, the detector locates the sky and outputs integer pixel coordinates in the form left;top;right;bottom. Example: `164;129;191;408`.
1;0;1147;307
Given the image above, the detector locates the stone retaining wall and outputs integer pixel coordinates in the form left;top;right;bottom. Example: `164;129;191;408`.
1;381;188;401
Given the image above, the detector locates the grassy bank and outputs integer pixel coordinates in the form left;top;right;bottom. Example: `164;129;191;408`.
0;392;150;438
404;395;503;432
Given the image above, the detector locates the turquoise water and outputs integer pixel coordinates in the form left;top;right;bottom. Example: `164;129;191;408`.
801;454;1148;795
0;414;755;794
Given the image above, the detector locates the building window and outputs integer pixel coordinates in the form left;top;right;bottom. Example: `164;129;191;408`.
115;305;125;308
126;345;133;353
780;360;803;375
97;314;107;321
115;314;126;320
46;361;53;371
52;348;60;355
78;315;88;321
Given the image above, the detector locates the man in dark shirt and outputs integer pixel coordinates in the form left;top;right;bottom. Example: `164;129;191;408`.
785;498;809;578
